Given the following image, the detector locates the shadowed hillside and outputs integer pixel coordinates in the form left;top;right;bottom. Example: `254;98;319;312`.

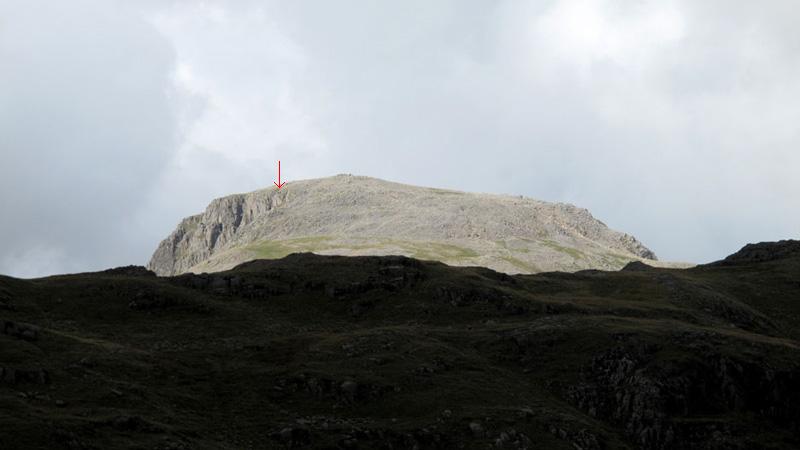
1;241;799;449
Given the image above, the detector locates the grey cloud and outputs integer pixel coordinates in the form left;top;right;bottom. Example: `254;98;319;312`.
0;0;176;276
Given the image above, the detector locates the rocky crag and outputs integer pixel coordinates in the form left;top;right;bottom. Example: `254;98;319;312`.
149;175;661;276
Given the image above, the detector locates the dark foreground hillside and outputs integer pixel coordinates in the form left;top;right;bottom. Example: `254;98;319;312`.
1;241;799;449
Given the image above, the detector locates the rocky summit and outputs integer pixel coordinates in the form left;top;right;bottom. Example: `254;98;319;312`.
148;175;659;276
1;240;799;449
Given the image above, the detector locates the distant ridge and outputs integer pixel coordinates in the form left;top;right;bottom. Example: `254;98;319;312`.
148;174;661;276
709;239;800;265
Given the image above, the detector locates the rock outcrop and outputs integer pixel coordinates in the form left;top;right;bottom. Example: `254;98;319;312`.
711;239;800;265
149;174;659;276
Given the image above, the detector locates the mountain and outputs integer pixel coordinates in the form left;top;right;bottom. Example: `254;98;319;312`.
148;174;660;276
1;241;799;449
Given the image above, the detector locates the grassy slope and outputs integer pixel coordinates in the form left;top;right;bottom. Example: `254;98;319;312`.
189;235;652;276
0;251;798;449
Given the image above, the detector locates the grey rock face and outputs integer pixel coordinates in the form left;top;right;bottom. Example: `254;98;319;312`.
148;175;659;276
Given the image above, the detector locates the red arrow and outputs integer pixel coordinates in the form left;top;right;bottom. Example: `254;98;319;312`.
273;160;286;189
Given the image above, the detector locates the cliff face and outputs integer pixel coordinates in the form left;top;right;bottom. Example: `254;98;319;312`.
148;175;659;276
148;192;288;276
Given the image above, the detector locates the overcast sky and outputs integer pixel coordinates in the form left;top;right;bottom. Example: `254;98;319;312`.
1;0;798;277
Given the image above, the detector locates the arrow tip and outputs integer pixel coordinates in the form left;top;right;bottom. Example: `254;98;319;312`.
274;181;286;189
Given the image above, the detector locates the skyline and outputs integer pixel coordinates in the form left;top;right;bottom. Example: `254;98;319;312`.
2;0;799;276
